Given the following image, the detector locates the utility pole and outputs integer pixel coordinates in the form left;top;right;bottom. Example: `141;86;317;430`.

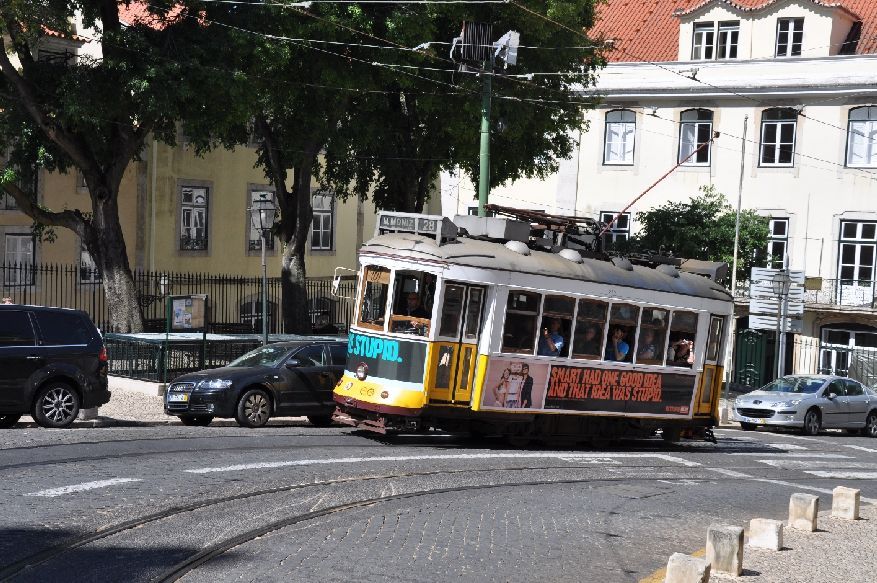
478;60;492;217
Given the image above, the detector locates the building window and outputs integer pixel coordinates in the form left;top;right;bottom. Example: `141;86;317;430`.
79;249;101;284
180;186;208;250
248;190;275;251
767;218;789;269
311;192;334;251
600;211;630;250
760;108;797;167
776;18;804;57
1;190;17;210
603;109;636;165
4;234;34;285
692;21;739;60
846;106;877;168
679;109;713;165
838;220;876;286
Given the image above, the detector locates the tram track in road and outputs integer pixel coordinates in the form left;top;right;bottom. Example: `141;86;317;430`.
0;464;617;582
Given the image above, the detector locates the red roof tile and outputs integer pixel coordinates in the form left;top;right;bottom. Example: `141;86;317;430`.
591;0;877;62
118;2;185;29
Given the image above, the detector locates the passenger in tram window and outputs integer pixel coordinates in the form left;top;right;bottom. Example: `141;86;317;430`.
519;364;534;408
404;292;430;318
670;337;695;367
605;326;631;361
576;325;601;356
537;318;565;357
637;328;657;361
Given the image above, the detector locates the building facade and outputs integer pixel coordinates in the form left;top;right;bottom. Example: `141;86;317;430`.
442;0;877;385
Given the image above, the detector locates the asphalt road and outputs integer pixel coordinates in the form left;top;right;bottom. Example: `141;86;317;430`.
1;423;875;583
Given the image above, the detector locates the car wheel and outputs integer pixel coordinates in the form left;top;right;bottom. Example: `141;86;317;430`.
802;408;821;436
32;383;80;428
864;411;877;438
740;422;756;431
180;415;213;427
236;389;271;428
307;414;334;427
0;415;21;429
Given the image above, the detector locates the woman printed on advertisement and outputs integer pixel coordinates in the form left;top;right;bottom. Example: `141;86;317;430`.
493;368;512;405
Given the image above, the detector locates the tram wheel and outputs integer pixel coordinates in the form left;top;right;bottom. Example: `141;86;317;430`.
506;435;531;447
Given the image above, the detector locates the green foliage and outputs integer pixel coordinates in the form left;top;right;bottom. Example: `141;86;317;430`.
629;185;770;283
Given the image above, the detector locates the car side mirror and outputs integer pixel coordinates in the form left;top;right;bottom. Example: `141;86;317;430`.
285;358;303;369
826;392;836;400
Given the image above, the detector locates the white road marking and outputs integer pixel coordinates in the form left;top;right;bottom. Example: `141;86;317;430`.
186;452;701;474
705;468;877;503
716;429;819;442
728;452;851;458
844;444;877;454
757;459;868;469
657;479;714;486
558;457;622;465
804;470;877;479
763;443;808;450
24;478;141;498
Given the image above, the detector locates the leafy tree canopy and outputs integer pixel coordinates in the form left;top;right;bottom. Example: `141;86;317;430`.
628;185;770;284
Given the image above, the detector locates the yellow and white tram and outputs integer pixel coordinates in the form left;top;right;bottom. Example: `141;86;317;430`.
333;210;733;443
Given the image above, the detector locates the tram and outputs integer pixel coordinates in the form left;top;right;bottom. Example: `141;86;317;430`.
333;208;734;443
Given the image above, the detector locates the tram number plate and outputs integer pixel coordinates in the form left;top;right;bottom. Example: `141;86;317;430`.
167;393;190;403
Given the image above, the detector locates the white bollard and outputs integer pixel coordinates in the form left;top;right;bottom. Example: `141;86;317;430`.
664;553;710;583
748;518;783;551
706;524;744;576
77;407;99;421
832;486;861;520
788;493;819;531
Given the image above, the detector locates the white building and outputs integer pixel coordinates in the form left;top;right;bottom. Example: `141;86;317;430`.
441;0;877;385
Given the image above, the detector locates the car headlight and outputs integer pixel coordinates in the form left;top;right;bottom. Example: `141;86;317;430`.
774;399;803;408
200;379;233;389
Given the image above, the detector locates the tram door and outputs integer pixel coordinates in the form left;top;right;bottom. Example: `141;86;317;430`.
696;315;726;416
427;283;486;405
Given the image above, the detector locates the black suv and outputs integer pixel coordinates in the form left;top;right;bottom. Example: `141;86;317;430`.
165;340;346;428
0;305;110;428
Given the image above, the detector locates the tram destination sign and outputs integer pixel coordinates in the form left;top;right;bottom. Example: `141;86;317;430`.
376;212;458;243
543;365;696;416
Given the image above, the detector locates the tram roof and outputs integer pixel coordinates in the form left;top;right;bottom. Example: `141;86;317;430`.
361;234;733;302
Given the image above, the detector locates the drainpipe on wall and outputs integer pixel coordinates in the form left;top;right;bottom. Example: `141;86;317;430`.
150;137;157;272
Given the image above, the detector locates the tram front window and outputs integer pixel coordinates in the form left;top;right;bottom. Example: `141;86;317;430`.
358;266;390;330
389;270;435;336
604;303;639;362
537;295;574;358
502;291;541;353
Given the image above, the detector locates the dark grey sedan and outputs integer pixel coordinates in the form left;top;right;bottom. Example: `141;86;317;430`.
165;340;346;428
733;375;877;436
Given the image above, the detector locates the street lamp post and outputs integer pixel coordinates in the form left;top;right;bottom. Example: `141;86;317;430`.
249;198;277;346
772;270;792;379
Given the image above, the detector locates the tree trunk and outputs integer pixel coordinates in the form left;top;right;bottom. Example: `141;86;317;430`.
280;153;316;335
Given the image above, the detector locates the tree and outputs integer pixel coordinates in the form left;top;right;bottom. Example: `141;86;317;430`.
629;185;770;283
190;1;604;333
0;1;228;331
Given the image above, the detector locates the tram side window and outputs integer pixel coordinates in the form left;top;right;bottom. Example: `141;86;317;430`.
389;270;436;336
604;303;640;362
668;311;699;367
537;295;574;358
635;308;669;365
358;266;390;330
501;291;541;354
572;299;607;360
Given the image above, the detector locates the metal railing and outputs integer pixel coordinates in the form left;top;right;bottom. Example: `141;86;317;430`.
0;262;358;333
734;278;876;309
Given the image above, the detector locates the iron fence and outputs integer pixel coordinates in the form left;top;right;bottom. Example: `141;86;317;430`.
0;262;357;333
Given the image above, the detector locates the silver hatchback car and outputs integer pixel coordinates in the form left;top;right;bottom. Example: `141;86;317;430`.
733;375;877;436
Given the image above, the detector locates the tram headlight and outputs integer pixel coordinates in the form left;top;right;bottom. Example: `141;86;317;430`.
355;362;369;381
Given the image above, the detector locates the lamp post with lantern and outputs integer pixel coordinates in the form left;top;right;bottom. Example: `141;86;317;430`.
772;269;792;379
249;197;277;346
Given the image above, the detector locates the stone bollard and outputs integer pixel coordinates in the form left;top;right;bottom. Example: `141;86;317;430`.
832;486;861;520
664;553;710;583
706;524;744;576
748;518;783;551
77;407;99;421
788;493;819;531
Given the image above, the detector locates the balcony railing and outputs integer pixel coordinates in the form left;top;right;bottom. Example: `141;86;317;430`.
735;278;876;309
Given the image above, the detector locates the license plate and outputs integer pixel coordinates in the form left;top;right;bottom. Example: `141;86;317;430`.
168;393;189;403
